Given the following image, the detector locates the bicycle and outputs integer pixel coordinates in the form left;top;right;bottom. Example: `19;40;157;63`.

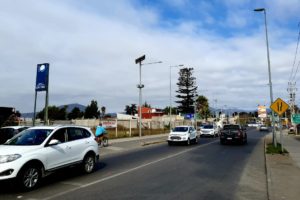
96;134;109;147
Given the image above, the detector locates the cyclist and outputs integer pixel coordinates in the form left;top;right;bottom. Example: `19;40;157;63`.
95;123;108;146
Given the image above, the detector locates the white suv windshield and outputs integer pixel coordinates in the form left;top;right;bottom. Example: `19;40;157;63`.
5;129;53;145
173;127;188;132
203;125;213;129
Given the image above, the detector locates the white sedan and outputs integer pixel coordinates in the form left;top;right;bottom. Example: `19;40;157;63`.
168;126;198;145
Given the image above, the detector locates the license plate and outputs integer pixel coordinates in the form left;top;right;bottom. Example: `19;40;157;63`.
227;137;232;140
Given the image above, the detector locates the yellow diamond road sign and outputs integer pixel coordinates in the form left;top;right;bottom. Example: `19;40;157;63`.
270;98;289;116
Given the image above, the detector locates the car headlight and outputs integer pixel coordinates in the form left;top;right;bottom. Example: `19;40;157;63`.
0;154;21;163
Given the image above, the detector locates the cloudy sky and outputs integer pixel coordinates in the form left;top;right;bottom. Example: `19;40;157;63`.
0;0;300;113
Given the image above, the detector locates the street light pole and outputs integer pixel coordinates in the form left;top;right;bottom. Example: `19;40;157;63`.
135;55;162;142
254;8;276;147
169;64;184;132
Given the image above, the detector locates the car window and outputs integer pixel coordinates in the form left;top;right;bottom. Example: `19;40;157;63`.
203;125;213;129
223;125;240;130
67;128;89;141
0;128;15;143
50;128;67;143
173;127;188;132
5;129;52;145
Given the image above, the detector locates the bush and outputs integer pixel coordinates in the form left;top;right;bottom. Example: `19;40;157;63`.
266;143;288;154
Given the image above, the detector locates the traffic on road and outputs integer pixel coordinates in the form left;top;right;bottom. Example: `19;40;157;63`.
0;126;269;200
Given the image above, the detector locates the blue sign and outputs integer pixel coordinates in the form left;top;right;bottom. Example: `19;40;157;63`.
184;113;194;119
35;63;49;91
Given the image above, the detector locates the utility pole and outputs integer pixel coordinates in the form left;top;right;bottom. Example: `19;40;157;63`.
288;82;297;134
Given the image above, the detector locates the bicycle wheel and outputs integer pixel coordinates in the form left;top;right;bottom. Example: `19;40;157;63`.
102;137;109;147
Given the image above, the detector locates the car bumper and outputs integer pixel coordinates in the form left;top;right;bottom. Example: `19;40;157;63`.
167;136;189;143
220;136;243;143
0;160;23;180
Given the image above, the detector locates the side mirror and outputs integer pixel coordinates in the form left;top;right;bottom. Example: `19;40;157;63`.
49;139;60;146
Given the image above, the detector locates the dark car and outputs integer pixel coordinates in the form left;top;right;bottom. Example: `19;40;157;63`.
220;124;247;145
0;126;30;144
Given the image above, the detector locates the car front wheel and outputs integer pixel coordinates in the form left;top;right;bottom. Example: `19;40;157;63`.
17;164;41;191
186;138;191;145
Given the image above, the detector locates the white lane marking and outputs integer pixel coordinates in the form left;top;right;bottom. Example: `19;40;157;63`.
42;140;217;200
60;181;84;187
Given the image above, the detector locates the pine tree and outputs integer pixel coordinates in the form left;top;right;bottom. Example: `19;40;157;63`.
175;68;197;114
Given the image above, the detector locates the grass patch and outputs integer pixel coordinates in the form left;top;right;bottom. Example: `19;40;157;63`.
266;143;288;154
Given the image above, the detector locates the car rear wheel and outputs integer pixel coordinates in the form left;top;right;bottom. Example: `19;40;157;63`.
17;164;41;191
82;154;96;174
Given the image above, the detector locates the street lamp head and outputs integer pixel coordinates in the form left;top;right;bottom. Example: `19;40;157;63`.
135;55;146;64
254;8;265;12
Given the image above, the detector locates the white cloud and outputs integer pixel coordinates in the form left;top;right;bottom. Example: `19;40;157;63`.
0;0;297;113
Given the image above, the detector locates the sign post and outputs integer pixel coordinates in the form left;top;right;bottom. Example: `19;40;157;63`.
270;98;289;151
33;63;50;126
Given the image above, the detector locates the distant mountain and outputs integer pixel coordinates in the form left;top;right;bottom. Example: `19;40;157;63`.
21;103;86;118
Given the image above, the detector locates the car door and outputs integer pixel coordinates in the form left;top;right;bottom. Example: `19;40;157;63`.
43;128;73;170
66;127;91;163
189;127;196;139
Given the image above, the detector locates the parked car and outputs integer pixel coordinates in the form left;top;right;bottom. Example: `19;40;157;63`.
0;125;99;191
289;126;295;134
259;125;269;131
220;124;247;145
200;124;219;137
0;126;30;144
168;126;198;145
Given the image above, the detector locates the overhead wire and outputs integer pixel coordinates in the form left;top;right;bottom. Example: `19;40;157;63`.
289;22;300;82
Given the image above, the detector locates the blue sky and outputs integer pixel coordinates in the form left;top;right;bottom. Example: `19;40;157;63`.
0;0;299;113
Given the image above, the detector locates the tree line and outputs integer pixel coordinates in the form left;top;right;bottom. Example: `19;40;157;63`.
37;100;106;120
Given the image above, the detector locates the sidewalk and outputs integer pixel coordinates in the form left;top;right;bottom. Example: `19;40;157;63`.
265;131;300;200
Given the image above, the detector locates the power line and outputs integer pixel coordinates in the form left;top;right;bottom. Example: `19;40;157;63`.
289;23;300;82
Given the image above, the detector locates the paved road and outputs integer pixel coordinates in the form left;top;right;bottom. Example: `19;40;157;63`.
0;128;268;200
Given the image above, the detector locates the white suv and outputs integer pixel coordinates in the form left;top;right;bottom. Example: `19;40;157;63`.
200;124;219;137
0;125;99;191
168;126;198;145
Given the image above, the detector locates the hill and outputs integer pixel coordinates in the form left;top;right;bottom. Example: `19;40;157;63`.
21;103;86;118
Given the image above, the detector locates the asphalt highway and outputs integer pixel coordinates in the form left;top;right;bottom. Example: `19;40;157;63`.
0;128;268;200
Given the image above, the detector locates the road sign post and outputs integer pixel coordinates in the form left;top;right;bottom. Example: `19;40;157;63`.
270;98;289;150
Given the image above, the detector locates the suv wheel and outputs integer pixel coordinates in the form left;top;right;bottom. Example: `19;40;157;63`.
194;136;198;144
83;154;95;173
18;164;41;191
186;138;190;146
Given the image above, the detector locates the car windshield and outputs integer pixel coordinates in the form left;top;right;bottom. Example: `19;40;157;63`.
173;127;188;132
4;129;53;145
223;125;240;130
203;125;213;129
